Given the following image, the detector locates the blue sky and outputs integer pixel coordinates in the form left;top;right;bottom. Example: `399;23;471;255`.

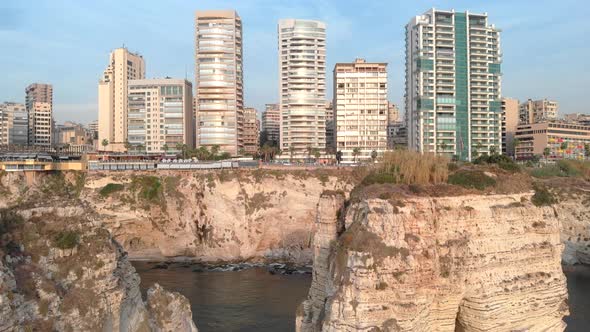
1;0;588;124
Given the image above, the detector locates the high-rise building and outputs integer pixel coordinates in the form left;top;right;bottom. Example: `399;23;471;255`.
98;47;146;152
501;98;519;156
25;83;53;147
405;9;502;161
334;58;388;163
127;78;194;154
0;102;25;146
242;107;259;155
278;19;327;156
325;101;335;151
519;99;558;125
261;103;280;146
195;10;243;156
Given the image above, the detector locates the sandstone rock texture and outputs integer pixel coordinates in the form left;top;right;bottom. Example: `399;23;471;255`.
548;180;590;265
81;170;352;263
0;173;198;331
297;193;569;332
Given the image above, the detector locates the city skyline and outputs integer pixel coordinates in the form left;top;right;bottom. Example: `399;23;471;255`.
1;0;589;124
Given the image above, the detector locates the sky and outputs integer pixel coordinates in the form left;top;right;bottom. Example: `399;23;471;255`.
0;0;589;125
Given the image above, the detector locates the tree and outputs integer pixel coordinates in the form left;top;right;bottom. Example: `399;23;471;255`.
163;144;169;154
512;138;520;159
306;145;313;163
238;147;245;157
124;140;132;153
312;148;321;161
336;150;343;164
543;147;551;162
175;143;184;157
440;141;448;154
289;145;295;163
101;139;109;151
585;143;590;160
561;142;568;159
352;147;361;163
490;145;497;155
211;145;220;157
371;150;378;163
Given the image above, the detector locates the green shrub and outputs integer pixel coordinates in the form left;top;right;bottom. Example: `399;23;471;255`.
531;185;555;207
361;173;396;185
498;161;520;172
448;170;496;190
99;183;124;197
53;231;79;249
529;165;563;178
530;160;590;179
131;176;162;201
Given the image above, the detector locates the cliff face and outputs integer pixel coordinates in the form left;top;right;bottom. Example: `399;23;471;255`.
297;192;569;332
82;170;352;263
548;179;590;265
0;173;198;331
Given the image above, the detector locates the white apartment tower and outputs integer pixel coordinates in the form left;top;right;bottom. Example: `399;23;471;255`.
127;79;194;154
278;19;327;156
334;59;388;163
405;9;502;161
195;10;243;156
98;47;145;152
25;83;53;147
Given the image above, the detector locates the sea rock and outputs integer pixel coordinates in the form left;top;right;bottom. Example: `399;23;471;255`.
297;193;569;331
147;283;198;332
0;202;198;331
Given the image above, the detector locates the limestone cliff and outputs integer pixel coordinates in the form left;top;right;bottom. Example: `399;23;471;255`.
0;173;198;331
81;170;352;262
297;192;569;332
547;178;590;265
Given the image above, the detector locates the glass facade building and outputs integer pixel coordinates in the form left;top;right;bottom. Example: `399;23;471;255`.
405;9;502;161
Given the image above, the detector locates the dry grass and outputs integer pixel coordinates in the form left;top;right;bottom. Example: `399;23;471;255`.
372;150;449;185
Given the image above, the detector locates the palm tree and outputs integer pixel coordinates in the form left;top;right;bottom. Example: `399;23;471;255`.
336;150;343;164
352;147;361;163
371;150;378;163
440;141;448;154
512;138;520;159
543;147;551;162
101;139;109;153
289;145;295;163
124;140;132;153
211;144;220;157
163;144;169;154
306;145;313;163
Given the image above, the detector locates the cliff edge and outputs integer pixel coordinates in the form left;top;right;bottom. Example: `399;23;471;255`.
297;191;569;331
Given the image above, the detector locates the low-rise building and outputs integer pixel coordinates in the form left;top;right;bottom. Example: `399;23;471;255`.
1;102;27;146
519;99;558;125
514;121;590;160
242;107;259;155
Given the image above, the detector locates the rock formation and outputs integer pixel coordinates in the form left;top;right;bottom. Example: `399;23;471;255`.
81;170;352;263
0;173;198;331
297;192;569;331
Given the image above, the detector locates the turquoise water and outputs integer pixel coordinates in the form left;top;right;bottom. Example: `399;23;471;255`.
133;262;590;332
